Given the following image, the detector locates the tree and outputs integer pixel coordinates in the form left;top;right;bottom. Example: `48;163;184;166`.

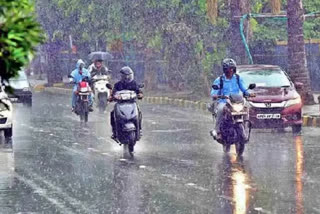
0;0;43;82
229;0;251;64
287;0;314;104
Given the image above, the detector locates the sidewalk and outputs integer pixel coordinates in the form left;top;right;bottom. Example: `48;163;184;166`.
303;93;320;117
28;74;70;91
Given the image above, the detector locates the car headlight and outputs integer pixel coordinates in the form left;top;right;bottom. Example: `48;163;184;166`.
285;96;301;107
232;104;244;112
23;87;30;91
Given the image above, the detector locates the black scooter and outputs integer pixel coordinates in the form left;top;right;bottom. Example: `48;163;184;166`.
111;85;143;153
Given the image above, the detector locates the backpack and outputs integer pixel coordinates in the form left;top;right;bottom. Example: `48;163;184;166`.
219;74;240;95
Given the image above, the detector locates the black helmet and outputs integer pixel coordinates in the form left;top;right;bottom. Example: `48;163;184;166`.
120;66;134;83
222;58;237;73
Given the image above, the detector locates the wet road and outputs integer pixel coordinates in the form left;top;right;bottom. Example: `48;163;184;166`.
0;92;320;214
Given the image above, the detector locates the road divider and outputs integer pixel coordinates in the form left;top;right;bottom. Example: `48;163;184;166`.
303;115;320;127
142;96;209;112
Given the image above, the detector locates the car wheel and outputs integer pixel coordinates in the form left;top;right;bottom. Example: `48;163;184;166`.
4;126;12;138
26;97;32;106
292;124;302;135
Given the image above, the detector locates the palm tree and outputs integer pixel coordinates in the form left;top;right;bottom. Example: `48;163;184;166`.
229;0;250;64
287;0;314;104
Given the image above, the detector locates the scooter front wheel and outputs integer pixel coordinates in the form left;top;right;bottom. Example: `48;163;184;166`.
128;131;136;153
223;144;231;153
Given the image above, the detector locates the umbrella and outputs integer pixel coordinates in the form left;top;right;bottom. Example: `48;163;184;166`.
88;51;113;61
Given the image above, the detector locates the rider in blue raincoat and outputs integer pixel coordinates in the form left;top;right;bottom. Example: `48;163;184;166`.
70;59;93;111
211;58;250;140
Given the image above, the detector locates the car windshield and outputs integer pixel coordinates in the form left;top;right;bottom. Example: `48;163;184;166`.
239;69;291;88
10;71;27;81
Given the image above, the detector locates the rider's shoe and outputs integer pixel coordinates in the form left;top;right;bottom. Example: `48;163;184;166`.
210;130;221;141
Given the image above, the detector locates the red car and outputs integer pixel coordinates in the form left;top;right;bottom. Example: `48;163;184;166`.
238;65;303;133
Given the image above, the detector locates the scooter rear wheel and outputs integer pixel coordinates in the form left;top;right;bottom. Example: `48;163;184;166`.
235;142;245;156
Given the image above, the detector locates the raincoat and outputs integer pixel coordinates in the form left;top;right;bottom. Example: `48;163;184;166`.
70;59;91;92
70;59;92;108
210;74;248;103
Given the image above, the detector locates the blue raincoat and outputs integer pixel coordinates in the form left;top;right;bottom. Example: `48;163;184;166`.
70;59;92;108
70;59;91;92
210;74;248;103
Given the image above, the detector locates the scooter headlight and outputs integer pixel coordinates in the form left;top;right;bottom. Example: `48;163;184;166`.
232;104;244;112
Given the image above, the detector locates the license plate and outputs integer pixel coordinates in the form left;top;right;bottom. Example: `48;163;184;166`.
256;114;281;119
231;112;247;116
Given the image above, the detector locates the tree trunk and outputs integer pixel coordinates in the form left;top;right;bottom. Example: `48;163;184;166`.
287;0;314;104
229;0;250;64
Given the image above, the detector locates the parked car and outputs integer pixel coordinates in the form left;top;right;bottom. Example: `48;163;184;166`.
7;70;32;105
238;65;303;134
0;86;13;139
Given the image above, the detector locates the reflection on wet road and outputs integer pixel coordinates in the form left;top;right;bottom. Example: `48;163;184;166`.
0;92;319;213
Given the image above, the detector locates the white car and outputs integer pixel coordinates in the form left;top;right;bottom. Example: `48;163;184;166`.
0;87;13;138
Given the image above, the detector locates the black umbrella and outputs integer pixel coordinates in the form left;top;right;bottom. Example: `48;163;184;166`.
88;51;113;61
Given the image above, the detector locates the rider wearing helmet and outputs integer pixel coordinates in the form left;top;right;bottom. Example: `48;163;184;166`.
110;66;143;139
211;58;250;140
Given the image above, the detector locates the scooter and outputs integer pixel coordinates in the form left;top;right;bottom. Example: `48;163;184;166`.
92;74;111;112
112;86;143;153
75;81;92;122
68;75;92;123
210;84;256;156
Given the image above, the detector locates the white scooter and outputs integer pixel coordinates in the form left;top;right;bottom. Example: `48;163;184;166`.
92;74;111;112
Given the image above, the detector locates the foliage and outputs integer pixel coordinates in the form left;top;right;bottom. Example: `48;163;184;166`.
35;0;319;93
0;0;43;82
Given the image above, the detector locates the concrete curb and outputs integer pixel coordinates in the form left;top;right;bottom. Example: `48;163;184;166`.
43;87;71;96
142;96;209;112
302;115;320;127
35;86;320;128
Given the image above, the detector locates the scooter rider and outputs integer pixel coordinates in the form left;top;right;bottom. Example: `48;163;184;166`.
89;59;110;77
70;59;93;112
88;59;110;93
110;66;143;139
211;58;251;140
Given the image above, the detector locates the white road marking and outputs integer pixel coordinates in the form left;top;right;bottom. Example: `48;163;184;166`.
185;183;209;192
25;171;93;214
254;207;272;214
14;173;75;214
87;148;99;152
151;128;191;133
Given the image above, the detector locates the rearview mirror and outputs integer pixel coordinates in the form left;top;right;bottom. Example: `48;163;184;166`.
212;85;219;90
248;83;256;90
106;83;113;90
139;83;145;88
